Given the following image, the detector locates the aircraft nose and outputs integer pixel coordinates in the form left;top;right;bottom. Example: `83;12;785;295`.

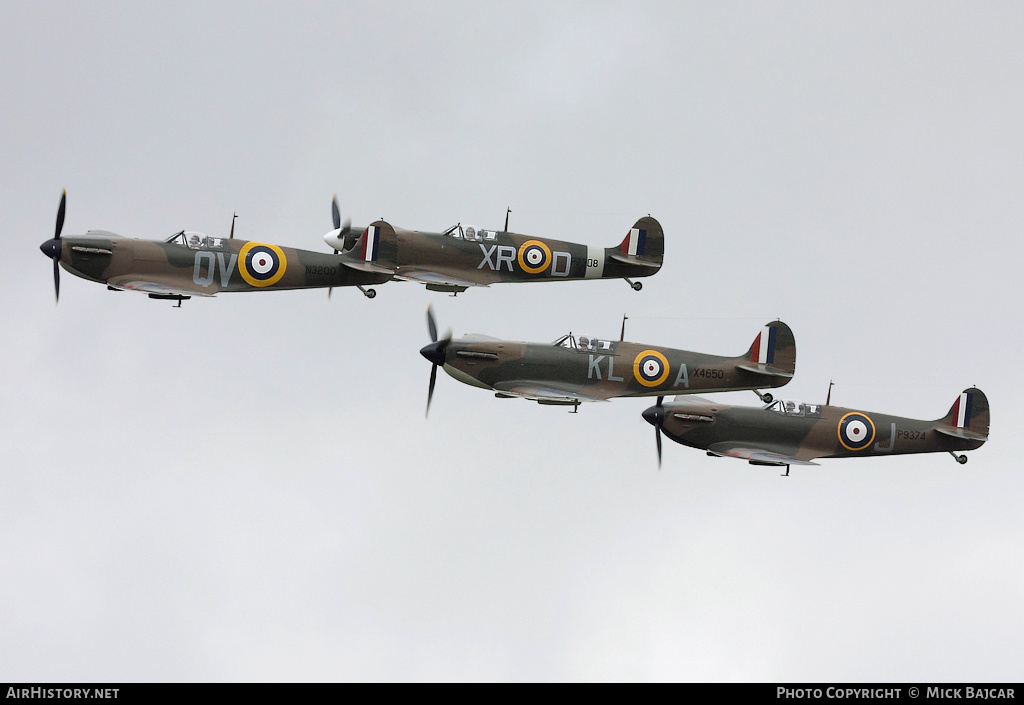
420;341;447;367
642;404;664;427
40;238;61;259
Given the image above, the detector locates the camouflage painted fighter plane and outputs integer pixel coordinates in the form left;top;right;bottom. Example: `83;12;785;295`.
323;202;664;295
642;388;990;473
38;192;390;304
420;307;796;414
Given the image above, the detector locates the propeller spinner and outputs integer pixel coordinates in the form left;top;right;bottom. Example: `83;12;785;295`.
39;190;66;303
419;305;452;417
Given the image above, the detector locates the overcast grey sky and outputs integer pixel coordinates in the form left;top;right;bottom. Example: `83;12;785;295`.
3;1;1022;682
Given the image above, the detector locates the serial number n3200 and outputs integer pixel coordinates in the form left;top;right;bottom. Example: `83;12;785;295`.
306;265;337;276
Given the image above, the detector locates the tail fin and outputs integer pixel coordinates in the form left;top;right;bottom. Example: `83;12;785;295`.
609;216;663;267
735;321;796;382
935;388;990;442
340;220;397;273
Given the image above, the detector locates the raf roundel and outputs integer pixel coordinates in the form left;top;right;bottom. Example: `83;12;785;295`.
239;242;287;287
633;349;670;387
838;412;876;451
517;240;552;274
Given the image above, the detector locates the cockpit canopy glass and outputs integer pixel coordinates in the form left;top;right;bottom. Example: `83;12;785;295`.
166;231;225;249
442;224;496;241
552;334;615;352
767;399;822;417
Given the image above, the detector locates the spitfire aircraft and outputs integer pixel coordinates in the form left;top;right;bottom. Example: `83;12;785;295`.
642;388;990;473
39;192;390;304
324;203;664;294
420;307;796;414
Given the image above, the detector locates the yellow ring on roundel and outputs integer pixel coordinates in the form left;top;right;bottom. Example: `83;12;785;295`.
633;349;670;387
239;242;288;287
836;411;876;451
517;240;552;274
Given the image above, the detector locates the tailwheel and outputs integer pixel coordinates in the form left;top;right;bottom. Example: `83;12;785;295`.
950;452;968;465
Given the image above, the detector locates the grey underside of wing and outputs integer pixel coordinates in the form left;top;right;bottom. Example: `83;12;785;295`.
106;277;216;297
706;443;819;466
394;270;487;288
492;382;608;403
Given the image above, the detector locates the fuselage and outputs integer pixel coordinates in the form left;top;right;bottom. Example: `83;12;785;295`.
439;334;790;400
659;398;985;461
391;227;659;284
54;231;389;295
329;216;664;288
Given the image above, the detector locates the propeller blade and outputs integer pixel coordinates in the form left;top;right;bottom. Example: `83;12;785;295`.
422;306;453;417
55;190;66;240
655;396;663;468
331;195;341;231
642;397;666;468
427;363;438;417
427;304;438;343
53;256;60;304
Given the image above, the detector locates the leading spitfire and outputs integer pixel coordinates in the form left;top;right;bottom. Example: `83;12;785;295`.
39;192;389;304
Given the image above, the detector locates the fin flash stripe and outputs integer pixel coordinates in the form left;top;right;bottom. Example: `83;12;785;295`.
751;326;777;365
952;392;972;428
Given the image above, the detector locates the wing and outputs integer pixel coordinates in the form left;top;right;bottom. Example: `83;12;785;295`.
492;382;609;405
706;442;819;466
394;270;487;292
106;276;216;297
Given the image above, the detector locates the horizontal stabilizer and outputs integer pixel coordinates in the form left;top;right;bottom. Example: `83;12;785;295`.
935;427;989;442
607;252;662;268
341;259;395;275
735;363;795;378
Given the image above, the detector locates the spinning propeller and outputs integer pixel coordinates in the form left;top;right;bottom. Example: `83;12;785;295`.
330;195;354;252
39;190;66;304
641;396;666;468
419;305;451;417
327;195;353;299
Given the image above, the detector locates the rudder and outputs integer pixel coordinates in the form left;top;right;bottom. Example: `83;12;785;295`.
939;387;990;440
615;216;663;265
742;321;796;376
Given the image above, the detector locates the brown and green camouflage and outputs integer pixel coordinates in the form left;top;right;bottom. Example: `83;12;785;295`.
643;388;990;471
